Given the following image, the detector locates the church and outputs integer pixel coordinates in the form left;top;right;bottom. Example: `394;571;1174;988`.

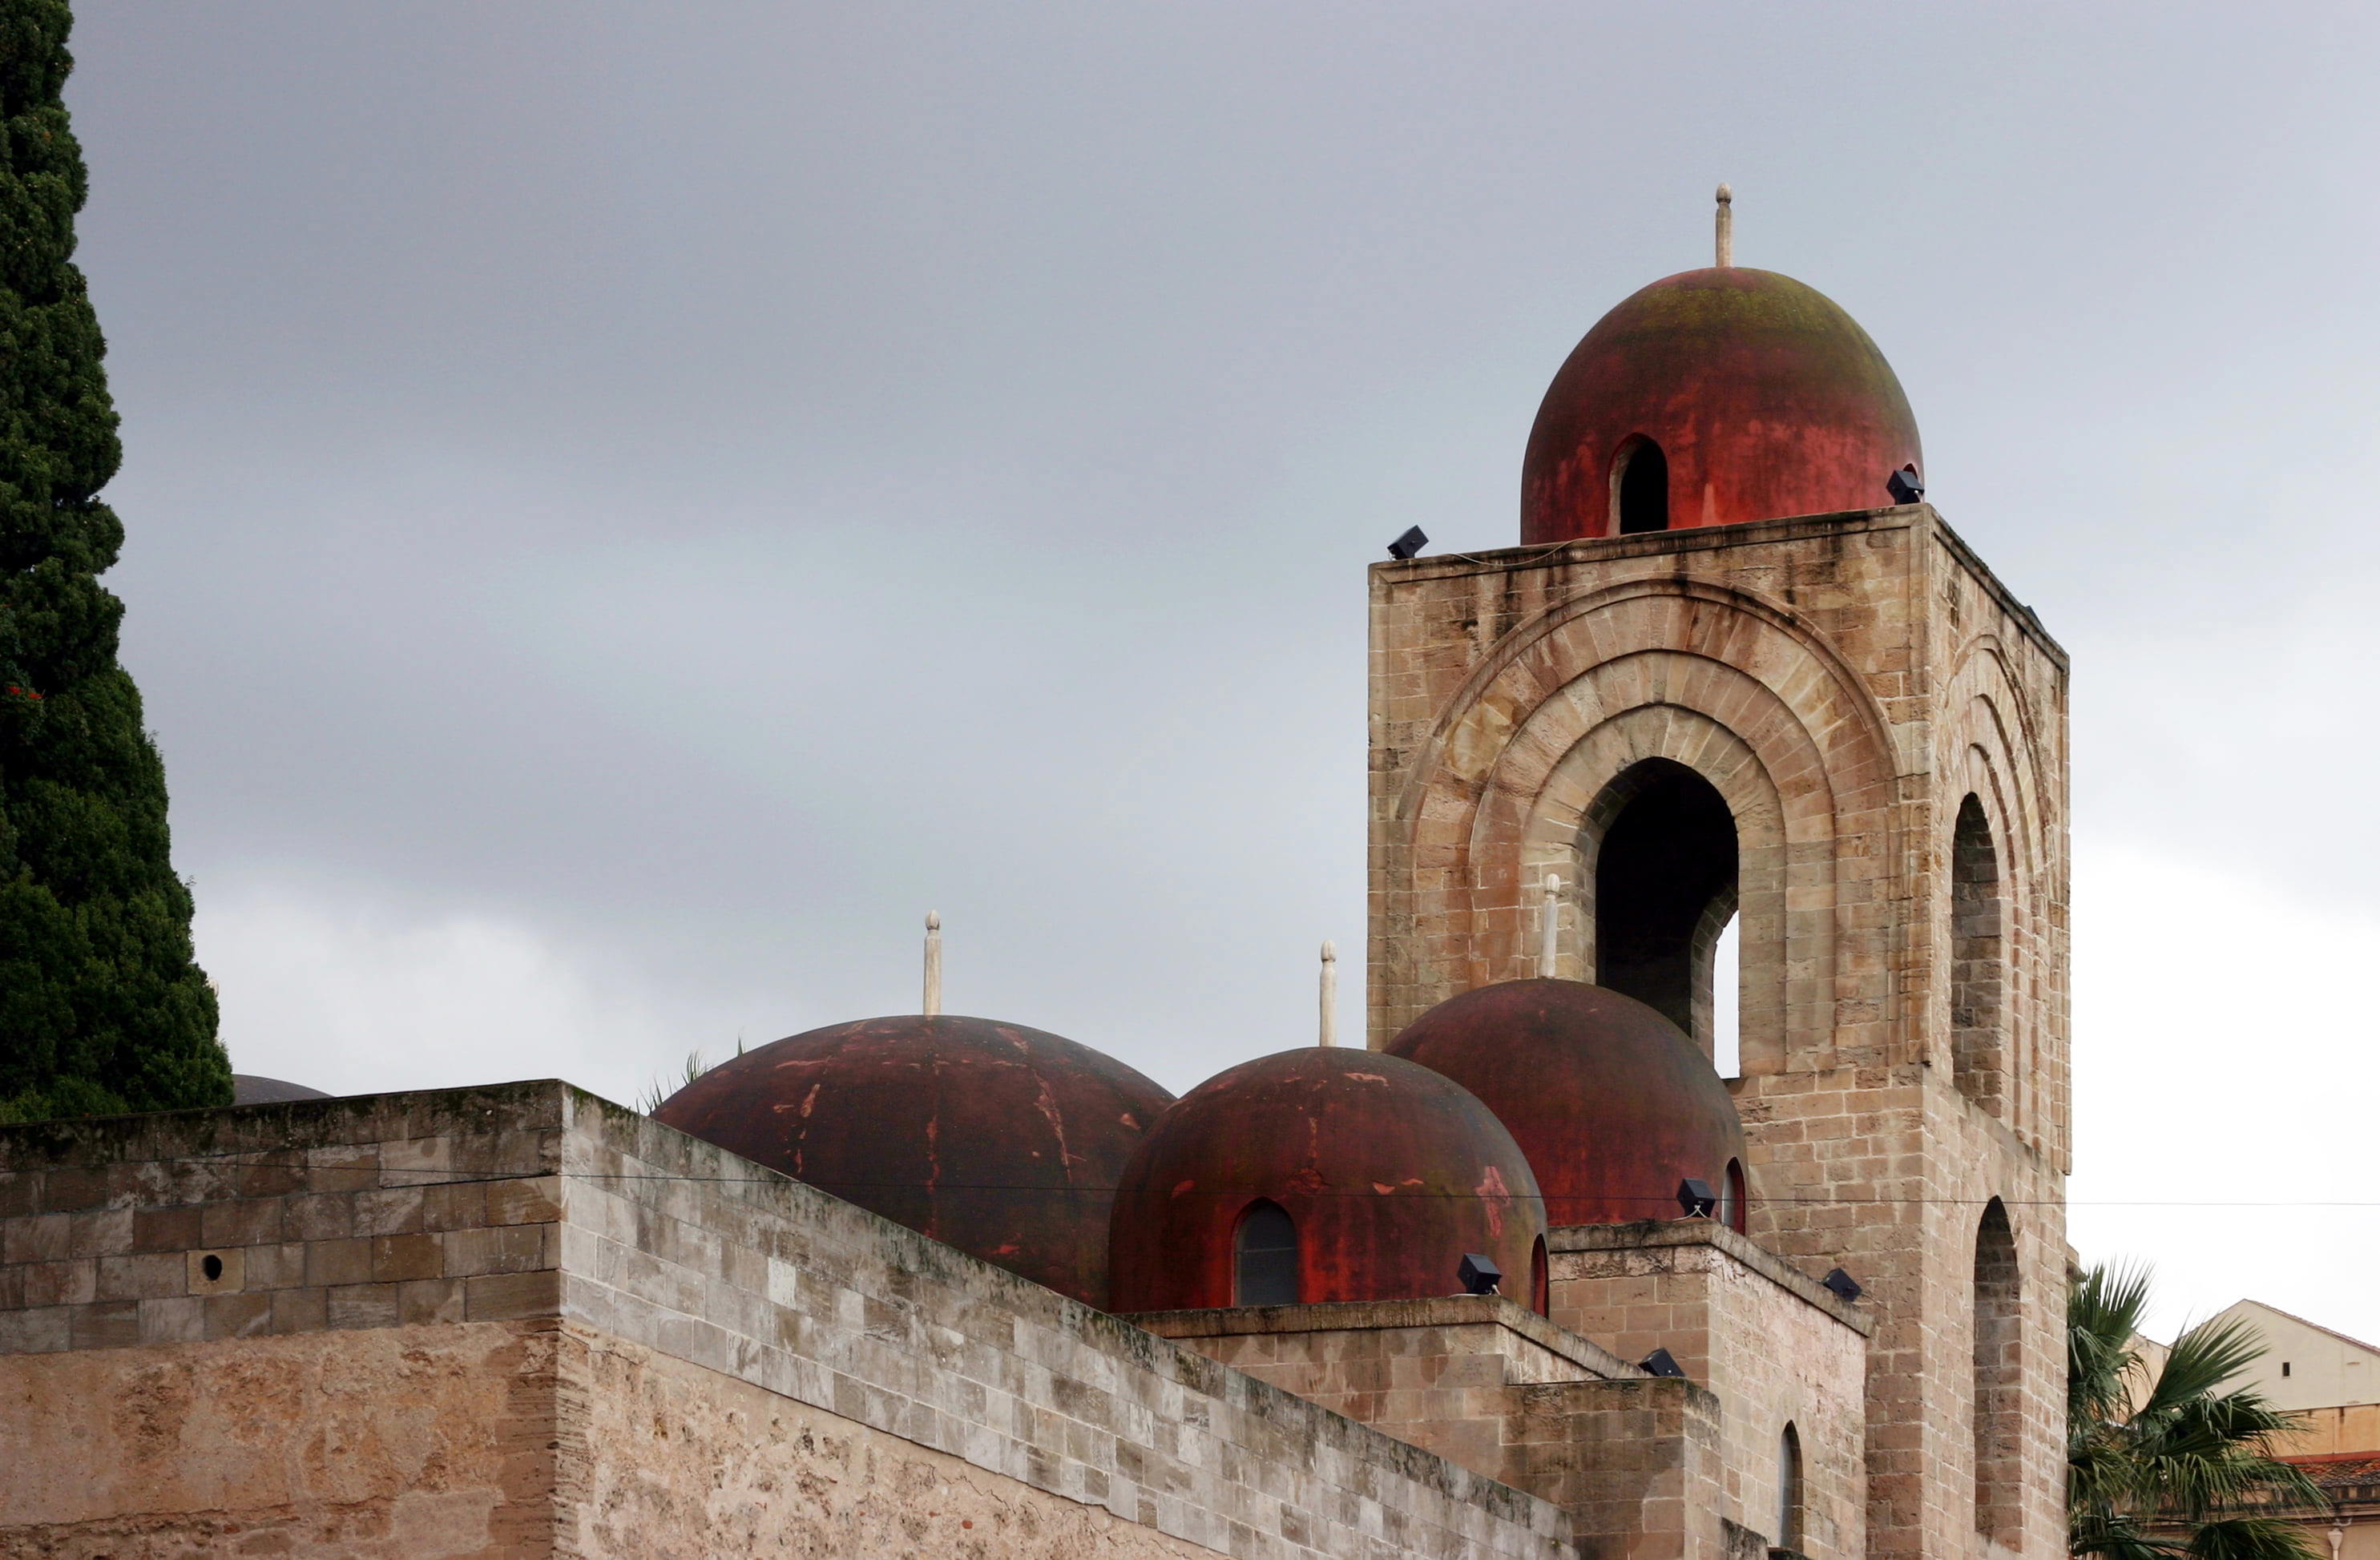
0;196;2070;1560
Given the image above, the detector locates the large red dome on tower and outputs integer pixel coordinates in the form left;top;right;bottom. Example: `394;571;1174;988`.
653;1014;1172;1308
1521;267;1922;543
1386;979;1748;1227
1107;1046;1547;1314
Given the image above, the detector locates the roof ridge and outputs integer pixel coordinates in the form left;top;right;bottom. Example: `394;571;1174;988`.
2229;1298;2380;1358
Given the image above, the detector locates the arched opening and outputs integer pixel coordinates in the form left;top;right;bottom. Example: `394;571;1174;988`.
1951;793;2006;1111
1594;760;1739;1047
1777;1421;1805;1552
1233;1199;1301;1306
1712;912;1741;1077
1613;437;1670;534
1974;1197;2022;1539
1531;1235;1549;1316
1721;1159;1748;1236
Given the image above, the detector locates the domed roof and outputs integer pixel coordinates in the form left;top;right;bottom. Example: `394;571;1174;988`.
653;1014;1172;1308
1386;979;1746;1226
1520;267;1922;542
1107;1046;1547;1313
232;1074;332;1104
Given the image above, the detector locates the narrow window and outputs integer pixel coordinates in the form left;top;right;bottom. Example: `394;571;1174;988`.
1974;1197;2021;1538
1951;794;2007;1111
2282;1361;2293;1377
1531;1235;1550;1316
1594;760;1738;1046
1777;1421;1804;1552
1613;437;1670;534
1712;912;1741;1078
1722;1159;1749;1236
1233;1200;1300;1306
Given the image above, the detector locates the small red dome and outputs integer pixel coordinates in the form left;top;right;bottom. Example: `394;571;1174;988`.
1521;267;1922;542
1387;980;1747;1227
654;1014;1172;1308
1107;1047;1547;1313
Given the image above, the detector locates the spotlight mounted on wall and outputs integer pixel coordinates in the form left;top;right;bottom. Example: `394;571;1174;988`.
1821;1267;1863;1304
1676;1178;1718;1219
1386;526;1429;561
1458;1253;1503;1296
1639;1348;1687;1378
1886;464;1924;505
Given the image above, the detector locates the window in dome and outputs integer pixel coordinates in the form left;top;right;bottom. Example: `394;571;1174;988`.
1233;1200;1301;1306
1591;759;1738;1050
1951;793;2007;1111
1613;437;1670;534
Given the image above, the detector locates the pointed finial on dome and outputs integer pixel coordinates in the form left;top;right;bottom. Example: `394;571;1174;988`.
1538;874;1563;978
1318;940;1339;1046
923;911;943;1016
1715;183;1733;268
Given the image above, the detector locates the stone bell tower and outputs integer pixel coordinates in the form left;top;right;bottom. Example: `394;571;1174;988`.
1366;236;2069;1560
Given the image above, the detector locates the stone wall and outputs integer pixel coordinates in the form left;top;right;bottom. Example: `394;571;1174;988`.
1547;1222;1869;1560
1136;1296;1732;1560
1;1084;1572;1560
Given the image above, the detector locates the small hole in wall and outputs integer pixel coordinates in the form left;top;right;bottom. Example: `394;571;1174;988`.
2283;1361;2292;1377
201;1253;224;1282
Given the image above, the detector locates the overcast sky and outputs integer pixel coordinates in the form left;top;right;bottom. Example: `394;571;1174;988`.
68;2;2380;1342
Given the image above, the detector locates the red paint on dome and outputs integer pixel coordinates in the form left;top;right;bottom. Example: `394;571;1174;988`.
1107;1047;1547;1312
653;1014;1172;1308
1387;979;1747;1227
1521;268;1922;542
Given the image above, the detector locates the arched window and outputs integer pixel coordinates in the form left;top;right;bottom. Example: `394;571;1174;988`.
1594;760;1738;1049
1974;1197;2021;1538
1613;437;1670;534
1777;1421;1804;1552
1951;793;2006;1111
1233;1200;1300;1306
1721;1159;1749;1236
1531;1235;1550;1316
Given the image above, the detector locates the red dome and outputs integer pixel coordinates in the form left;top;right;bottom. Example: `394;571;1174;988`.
1521;268;1922;542
1107;1046;1547;1313
653;1014;1172;1308
1386;980;1747;1227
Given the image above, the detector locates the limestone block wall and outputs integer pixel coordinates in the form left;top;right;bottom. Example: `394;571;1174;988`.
1;1084;1571;1560
1547;1222;1869;1560
1135;1296;1733;1560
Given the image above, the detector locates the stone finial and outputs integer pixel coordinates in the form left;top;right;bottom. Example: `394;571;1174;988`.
923;911;943;1017
1318;941;1339;1047
1716;183;1733;268
1538;874;1563;979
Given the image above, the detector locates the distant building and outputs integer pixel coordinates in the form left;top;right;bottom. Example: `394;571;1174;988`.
2212;1301;2380;1560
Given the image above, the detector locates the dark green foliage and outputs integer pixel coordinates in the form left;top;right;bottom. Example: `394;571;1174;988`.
0;0;226;1123
2070;1264;2325;1560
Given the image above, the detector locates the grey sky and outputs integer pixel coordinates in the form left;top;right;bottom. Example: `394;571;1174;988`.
70;3;2380;1340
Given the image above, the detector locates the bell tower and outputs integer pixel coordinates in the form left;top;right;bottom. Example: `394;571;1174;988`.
1366;246;2069;1560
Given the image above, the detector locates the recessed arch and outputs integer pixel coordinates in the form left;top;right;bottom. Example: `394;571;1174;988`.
1974;1196;2022;1539
1777;1421;1805;1551
1950;792;2006;1111
1589;758;1738;1039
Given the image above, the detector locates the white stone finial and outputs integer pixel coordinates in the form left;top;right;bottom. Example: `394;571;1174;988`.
1715;183;1733;268
923;911;943;1017
1537;875;1562;978
1318;941;1339;1047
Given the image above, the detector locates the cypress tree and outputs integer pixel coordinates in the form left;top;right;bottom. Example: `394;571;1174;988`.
0;0;227;1123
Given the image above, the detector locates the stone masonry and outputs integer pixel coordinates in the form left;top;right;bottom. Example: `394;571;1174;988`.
1368;503;2071;1560
1;1082;1571;1560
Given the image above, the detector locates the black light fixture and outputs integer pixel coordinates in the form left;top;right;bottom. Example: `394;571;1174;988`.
1821;1267;1862;1304
1458;1253;1503;1296
1640;1347;1686;1378
1386;526;1429;561
1676;1178;1717;1219
1886;464;1924;505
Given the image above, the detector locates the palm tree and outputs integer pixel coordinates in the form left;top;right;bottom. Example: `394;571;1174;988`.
2069;1264;2326;1560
